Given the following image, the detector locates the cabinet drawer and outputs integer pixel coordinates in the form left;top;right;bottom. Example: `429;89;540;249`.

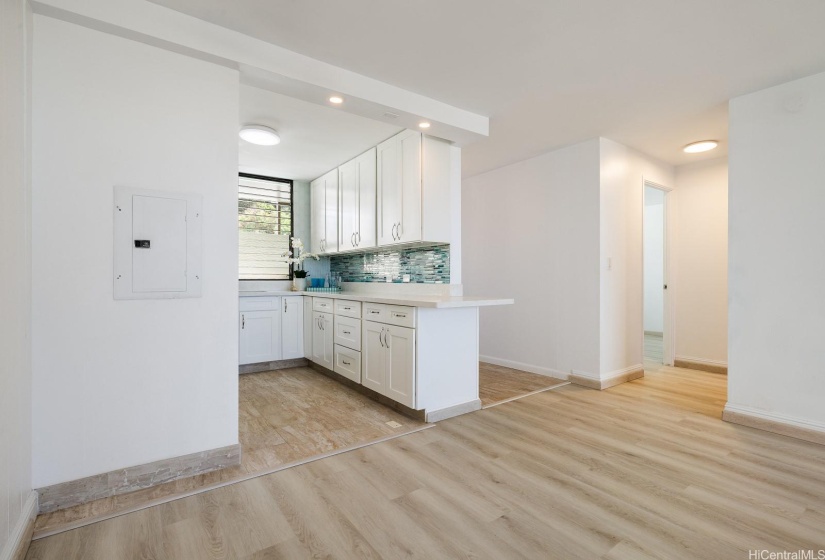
334;299;362;318
334;315;362;351
313;298;334;312
334;344;361;383
363;302;386;322
240;297;279;312
385;305;415;328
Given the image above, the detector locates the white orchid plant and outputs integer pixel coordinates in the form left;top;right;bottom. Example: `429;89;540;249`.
283;237;319;278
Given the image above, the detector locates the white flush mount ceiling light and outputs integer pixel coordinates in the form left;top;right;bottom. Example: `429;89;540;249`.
239;125;280;146
329;96;344;104
683;140;718;153
418;122;431;129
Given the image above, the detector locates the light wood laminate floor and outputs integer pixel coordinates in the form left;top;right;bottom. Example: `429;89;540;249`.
32;367;427;539
645;332;664;363
479;362;567;407
27;364;825;559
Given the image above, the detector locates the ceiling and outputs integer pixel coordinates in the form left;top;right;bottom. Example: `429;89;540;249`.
239;85;401;181
154;0;825;177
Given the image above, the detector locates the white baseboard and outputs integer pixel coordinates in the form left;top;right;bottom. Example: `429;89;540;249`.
675;355;727;368
425;399;482;422
570;365;644;390
0;491;38;560
723;403;825;445
480;355;569;380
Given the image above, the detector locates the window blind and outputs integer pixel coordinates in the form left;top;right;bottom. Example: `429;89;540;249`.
238;175;292;280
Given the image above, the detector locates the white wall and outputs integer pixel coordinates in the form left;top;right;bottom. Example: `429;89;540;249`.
463;139;601;378
674;158;728;365
0;0;34;554
643;192;665;333
32;16;240;487
599;139;675;376
727;71;825;429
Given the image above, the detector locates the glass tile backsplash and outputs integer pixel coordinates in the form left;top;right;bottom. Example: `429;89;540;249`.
330;245;450;283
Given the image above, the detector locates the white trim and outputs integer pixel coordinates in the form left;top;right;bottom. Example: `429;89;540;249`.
675;355;728;368
481;355;570;380
723;403;825;434
570;368;600;381
425;399;481;422
0;491;38;560
602;363;644;383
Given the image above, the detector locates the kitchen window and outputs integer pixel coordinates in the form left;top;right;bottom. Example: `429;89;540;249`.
238;173;293;280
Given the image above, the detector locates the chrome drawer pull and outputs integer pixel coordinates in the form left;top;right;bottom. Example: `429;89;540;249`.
342;359;352;366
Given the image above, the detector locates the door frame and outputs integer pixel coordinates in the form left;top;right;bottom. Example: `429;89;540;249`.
642;179;675;366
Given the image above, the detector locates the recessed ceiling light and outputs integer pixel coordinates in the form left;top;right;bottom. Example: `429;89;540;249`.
239;125;280;146
418;122;431;129
683;140;718;154
329;96;344;104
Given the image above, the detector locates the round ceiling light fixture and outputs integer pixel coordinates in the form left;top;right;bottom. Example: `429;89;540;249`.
329;96;344;104
239;125;280;146
418;122;431;129
683;140;718;154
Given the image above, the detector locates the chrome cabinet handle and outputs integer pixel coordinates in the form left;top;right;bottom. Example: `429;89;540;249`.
383;329;390;348
392;223;398;241
343;330;351;335
351;232;356;247
284;299;287;313
242;314;245;329
396;222;402;240
342;359;351;366
379;328;385;347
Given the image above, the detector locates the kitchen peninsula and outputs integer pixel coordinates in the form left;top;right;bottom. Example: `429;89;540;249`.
239;290;513;422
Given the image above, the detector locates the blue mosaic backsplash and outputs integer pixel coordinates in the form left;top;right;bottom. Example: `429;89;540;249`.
330;245;450;283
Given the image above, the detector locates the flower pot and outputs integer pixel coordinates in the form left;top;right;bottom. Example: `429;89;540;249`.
293;277;307;292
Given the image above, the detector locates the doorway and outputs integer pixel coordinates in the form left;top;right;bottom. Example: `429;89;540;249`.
643;183;671;365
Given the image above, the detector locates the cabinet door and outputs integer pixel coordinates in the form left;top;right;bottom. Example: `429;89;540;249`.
323;169;339;254
384;326;415;408
339;159;358;252
377;135;400;247
303;297;313;358
310;177;325;254
398;130;422;243
239;309;281;365
281;297;303;360
312;311;334;369
356;147;377;250
362;321;386;394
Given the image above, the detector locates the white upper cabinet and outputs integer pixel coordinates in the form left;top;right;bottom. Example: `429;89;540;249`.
310;169;339;254
377;130;452;247
340;147;377;251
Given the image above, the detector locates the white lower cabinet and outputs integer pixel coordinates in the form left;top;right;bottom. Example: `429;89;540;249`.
334;344;361;383
281;296;304;360
362;320;415;408
312;311;334;370
239;310;281;365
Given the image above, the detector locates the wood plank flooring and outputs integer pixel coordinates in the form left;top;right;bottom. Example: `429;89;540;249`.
644;333;664;363
479;362;567;407
27;364;825;559
32;367;427;538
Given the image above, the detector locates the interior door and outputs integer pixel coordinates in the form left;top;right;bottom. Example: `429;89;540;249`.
384;325;415;408
362;321;386;394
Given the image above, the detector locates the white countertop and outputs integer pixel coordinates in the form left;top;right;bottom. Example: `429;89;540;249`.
238;290;513;309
